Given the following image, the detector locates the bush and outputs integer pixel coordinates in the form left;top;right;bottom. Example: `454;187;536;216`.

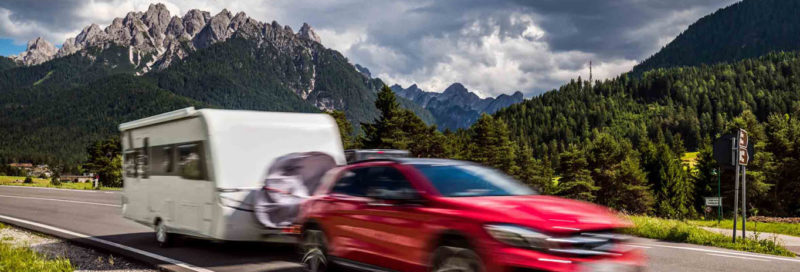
23;176;33;184
623;216;795;257
50;177;61;186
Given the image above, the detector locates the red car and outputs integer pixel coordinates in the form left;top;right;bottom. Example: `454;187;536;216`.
297;158;645;272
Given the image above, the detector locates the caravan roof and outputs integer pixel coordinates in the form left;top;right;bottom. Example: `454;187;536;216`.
120;107;346;188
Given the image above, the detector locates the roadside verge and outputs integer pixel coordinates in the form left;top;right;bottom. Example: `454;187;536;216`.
0;214;212;272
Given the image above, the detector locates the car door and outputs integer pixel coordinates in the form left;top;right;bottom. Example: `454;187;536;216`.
319;167;373;263
347;166;431;271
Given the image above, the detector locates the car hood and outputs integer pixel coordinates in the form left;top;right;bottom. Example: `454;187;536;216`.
438;195;630;234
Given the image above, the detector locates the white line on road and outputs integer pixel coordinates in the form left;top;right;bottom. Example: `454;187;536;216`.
634;243;800;263
0;214;214;272
0;194;120;207
706;253;769;262
628;245;652;249
0;185;119;194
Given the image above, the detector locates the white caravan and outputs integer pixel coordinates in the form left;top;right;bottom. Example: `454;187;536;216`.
119;107;345;245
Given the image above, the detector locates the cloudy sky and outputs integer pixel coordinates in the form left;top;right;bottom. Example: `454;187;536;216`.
0;0;738;97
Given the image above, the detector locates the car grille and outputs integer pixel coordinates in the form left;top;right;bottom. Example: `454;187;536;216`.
545;230;633;258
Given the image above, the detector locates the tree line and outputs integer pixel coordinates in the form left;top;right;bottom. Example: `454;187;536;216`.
339;69;800;218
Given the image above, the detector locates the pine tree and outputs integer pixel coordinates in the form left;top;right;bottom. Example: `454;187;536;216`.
328;110;355;149
515;143;554;194
468;114;518;175
557;145;598;201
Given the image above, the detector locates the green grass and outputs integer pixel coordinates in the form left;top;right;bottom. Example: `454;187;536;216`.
0;176;120;191
0;223;73;272
624;216;795;257
689;219;800;237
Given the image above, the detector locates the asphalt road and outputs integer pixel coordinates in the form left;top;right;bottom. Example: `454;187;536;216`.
0;186;799;272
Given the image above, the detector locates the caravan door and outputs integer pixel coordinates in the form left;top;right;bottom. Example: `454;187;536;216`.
170;142;215;235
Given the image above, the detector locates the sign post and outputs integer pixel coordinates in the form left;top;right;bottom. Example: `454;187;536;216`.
732;132;739;243
712;130;753;243
737;129;748;240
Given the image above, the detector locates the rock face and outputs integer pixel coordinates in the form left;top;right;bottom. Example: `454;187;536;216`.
391;83;524;130
11;37;58;66
298;23;321;43
15;3;324;75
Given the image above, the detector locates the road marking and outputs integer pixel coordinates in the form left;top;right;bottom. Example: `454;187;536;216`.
706;253;769;262
0;214;214;272
0;185;119;194
634;243;800;263
628;245;652;249
0;194;121;207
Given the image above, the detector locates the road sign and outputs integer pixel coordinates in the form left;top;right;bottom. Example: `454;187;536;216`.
737;129;748;148
738;148;749;165
713;133;754;167
705;197;722;207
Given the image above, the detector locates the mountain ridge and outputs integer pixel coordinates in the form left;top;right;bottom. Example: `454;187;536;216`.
391;83;523;130
632;0;800;75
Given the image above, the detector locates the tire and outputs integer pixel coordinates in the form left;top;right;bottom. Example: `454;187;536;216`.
431;246;484;272
300;228;331;272
154;220;172;248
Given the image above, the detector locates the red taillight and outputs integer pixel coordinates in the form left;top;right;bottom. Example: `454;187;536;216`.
283;225;302;234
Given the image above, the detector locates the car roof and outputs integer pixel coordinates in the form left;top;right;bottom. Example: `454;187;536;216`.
350;157;470;166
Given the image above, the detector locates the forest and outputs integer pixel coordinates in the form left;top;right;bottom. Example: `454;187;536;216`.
343;51;800;218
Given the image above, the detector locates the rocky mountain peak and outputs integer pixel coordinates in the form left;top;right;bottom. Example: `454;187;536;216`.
298;23;321;43
182;9;211;36
15;3;328;74
11;37;58;66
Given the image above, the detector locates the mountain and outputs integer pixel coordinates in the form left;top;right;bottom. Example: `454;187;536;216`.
9;38;58;66
632;0;800;75
391;83;523;130
0;3;419;165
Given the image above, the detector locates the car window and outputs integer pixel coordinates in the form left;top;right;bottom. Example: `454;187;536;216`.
413;163;536;197
331;167;370;196
364;166;415;193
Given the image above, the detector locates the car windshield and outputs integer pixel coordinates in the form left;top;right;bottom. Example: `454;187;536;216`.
412;163;537;197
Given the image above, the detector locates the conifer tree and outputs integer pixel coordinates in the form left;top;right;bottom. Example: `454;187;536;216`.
557;145;598;201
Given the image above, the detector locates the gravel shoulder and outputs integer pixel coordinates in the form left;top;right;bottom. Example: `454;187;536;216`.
0;223;155;272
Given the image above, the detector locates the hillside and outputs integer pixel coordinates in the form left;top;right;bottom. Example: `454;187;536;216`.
632;0;800;75
0;4;429;165
496;52;800;159
0;57;16;71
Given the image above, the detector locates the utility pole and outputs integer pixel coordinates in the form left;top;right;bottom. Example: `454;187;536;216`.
589;60;593;88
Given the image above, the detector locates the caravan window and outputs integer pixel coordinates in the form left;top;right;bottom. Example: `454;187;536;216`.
150;146;174;175
124;152;137;177
178;143;206;180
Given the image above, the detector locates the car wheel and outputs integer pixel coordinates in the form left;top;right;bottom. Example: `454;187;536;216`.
431;246;484;272
155;220;172;248
301;228;330;272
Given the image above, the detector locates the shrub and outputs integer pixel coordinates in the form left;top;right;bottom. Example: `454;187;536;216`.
23;176;33;184
50;177;61;186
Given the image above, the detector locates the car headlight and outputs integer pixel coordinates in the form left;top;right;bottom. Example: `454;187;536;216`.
484;224;556;250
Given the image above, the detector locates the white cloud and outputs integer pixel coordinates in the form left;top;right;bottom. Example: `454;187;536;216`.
0;0;737;97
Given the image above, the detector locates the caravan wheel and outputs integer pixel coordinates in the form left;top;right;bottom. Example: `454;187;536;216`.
155;220;173;248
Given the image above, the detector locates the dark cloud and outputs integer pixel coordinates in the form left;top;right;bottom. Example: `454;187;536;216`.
0;0;737;96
